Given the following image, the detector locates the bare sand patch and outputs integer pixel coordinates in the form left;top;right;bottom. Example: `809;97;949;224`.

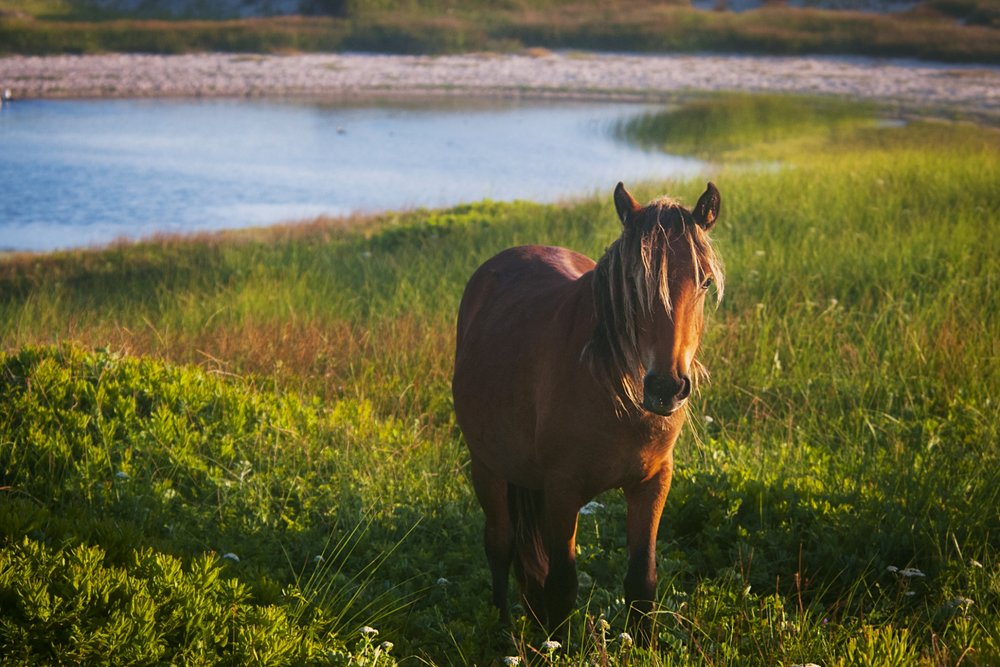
2;52;998;119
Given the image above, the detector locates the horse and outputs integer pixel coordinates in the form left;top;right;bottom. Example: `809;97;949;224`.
451;181;723;643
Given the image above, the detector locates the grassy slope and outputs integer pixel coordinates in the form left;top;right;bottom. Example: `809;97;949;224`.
1;0;999;62
1;95;999;664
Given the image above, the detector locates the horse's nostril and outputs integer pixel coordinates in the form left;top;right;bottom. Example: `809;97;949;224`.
676;375;691;400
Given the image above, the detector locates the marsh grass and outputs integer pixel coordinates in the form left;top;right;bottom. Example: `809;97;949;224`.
2;0;999;61
1;94;999;663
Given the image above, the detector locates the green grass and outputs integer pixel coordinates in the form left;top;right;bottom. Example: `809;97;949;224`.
1;94;999;664
616;93;878;157
1;0;999;62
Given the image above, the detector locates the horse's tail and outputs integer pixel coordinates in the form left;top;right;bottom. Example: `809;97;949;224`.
507;484;548;622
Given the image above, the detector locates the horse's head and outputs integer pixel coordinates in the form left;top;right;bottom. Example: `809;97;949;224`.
590;182;724;416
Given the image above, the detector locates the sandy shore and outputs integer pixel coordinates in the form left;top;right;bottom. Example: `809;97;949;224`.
3;52;1000;118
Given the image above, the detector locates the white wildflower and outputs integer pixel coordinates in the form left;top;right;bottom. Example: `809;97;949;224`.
899;567;925;578
436;577;450;586
540;640;561;652
222;552;240;563
502;657;521;666
886;565;899;573
313;555;325;563
360;626;379;636
115;471;130;480
379;641;394;651
704;415;714;423
579;501;604;515
618;632;633;648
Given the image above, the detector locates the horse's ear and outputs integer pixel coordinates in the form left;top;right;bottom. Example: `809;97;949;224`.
614;182;641;225
693;182;720;230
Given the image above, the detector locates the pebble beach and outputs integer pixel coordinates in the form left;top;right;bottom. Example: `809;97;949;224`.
3;52;999;118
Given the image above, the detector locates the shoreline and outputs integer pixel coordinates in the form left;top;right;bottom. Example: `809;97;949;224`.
3;52;1000;120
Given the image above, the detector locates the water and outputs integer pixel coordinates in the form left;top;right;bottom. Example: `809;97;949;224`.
0;98;704;252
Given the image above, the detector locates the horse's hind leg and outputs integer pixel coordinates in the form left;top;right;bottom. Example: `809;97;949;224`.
470;455;514;620
540;486;581;636
507;485;548;625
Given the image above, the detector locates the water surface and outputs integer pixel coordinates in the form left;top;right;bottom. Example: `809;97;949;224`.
1;98;704;251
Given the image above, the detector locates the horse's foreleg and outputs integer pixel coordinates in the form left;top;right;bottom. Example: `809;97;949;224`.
623;465;673;647
471;456;514;621
541;488;581;637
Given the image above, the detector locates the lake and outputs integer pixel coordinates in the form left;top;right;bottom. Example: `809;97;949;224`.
0;97;704;252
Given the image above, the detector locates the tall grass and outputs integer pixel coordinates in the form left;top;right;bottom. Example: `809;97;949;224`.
1;95;998;663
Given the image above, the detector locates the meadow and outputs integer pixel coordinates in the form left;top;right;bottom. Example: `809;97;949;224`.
1;0;999;62
1;93;999;665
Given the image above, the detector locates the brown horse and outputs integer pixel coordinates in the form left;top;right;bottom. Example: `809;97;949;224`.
452;182;723;642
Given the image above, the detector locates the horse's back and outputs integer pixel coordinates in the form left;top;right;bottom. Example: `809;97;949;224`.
455;245;593;347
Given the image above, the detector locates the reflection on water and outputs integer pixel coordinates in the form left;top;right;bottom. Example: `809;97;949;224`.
0;98;705;251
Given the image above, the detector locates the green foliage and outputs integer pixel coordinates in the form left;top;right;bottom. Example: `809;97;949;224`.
1;94;999;663
0;537;380;665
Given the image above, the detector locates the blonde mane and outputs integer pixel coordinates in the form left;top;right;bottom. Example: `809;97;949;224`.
584;197;724;412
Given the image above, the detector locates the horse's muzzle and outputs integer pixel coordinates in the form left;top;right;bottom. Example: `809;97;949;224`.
642;372;691;416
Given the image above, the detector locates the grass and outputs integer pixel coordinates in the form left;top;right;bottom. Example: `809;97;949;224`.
1;0;999;62
1;93;999;664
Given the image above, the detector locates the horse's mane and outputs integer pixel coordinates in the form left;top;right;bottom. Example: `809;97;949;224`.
584;196;725;413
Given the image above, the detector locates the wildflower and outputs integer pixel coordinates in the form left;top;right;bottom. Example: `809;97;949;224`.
970;559;983;569
579;501;604;515
436;577;450;586
313;555;325;564
379;641;394;651
597;617;611;633
115;471;130;480
222;552;240;563
360;626;379;637
502;658;521;666
704;415;714;423
540;640;561;652
618;632;633;648
948;597;974;609
899;567;925;578
886;565;899;573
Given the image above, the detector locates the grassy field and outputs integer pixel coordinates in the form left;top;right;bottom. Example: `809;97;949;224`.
1;94;999;664
1;0;999;62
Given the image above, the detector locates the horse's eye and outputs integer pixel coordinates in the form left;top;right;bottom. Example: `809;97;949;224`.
701;276;715;290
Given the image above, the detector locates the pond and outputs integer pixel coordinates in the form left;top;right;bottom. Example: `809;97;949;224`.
0;97;705;252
